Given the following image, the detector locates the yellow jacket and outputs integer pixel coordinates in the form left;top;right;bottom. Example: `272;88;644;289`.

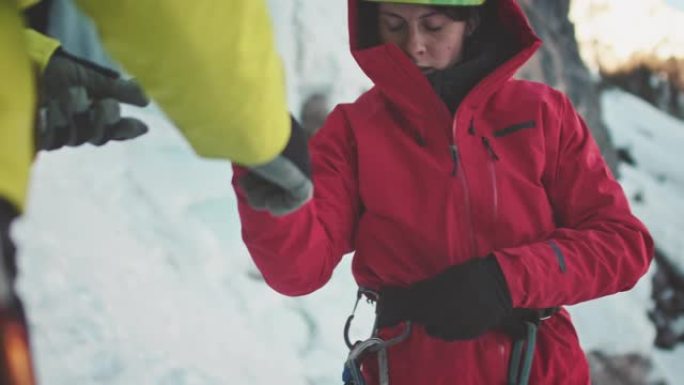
2;0;289;211
24;28;60;71
0;1;35;211
19;1;62;72
76;0;290;165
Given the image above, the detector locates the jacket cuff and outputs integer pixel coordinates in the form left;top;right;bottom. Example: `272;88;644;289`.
24;28;60;72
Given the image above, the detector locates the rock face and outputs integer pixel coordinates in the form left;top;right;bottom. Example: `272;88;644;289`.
516;0;619;172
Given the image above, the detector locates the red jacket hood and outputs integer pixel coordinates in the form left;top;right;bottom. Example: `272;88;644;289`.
347;0;542;116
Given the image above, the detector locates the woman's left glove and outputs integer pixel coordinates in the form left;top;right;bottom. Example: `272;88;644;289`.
238;115;313;216
36;49;150;151
377;255;513;341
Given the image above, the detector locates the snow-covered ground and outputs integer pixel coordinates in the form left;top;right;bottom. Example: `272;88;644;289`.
10;1;684;384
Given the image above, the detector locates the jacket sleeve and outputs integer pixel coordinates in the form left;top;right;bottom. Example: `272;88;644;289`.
232;106;361;296
74;0;289;166
494;93;654;309
0;1;35;212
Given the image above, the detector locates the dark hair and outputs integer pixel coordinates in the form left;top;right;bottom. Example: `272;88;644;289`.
432;6;479;21
358;2;381;49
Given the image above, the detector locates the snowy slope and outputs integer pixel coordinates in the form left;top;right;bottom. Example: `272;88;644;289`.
601;90;684;272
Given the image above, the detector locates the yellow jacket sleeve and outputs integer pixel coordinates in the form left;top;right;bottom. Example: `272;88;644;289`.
75;0;290;165
0;1;36;211
24;29;60;72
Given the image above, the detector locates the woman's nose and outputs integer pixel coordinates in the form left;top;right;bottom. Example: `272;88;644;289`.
403;27;426;61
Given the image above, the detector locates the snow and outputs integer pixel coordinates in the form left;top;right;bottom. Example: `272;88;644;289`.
601;90;684;267
570;0;684;73
266;0;371;118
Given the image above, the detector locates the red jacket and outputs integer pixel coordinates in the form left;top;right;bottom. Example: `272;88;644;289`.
233;0;654;383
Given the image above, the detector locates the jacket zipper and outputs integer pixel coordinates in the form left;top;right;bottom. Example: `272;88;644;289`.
450;119;477;258
481;137;500;248
482;137;500;161
480;131;507;381
449;144;459;177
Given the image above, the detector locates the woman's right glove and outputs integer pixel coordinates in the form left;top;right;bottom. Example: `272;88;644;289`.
238;116;313;216
376;255;513;341
36;49;150;151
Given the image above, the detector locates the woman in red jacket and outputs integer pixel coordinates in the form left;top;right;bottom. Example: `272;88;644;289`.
233;0;654;384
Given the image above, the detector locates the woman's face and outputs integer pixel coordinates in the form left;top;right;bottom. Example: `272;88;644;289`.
378;4;472;74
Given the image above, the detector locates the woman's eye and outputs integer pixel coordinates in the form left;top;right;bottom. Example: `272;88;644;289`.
424;23;444;32
385;22;405;32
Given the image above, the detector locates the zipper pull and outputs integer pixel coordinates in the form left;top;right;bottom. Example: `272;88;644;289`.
450;144;459;176
481;137;500;161
468;118;476;135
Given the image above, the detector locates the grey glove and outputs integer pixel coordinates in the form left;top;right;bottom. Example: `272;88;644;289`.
239;116;313;216
37;49;150;151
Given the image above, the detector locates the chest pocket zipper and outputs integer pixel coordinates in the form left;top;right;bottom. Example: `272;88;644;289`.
494;120;536;138
481;136;500;248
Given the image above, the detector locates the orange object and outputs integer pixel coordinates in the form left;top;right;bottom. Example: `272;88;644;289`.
0;308;36;385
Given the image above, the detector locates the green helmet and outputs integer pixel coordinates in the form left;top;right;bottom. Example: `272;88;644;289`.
363;0;485;5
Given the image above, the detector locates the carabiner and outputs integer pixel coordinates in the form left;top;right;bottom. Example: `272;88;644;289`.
343;321;412;385
344;288;379;349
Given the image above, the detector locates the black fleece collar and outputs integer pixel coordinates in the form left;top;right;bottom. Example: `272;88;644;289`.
426;37;509;115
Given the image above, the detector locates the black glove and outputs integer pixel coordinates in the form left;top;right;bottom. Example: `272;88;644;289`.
238;115;313;216
36;49;150;151
0;198;19;302
377;255;513;341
